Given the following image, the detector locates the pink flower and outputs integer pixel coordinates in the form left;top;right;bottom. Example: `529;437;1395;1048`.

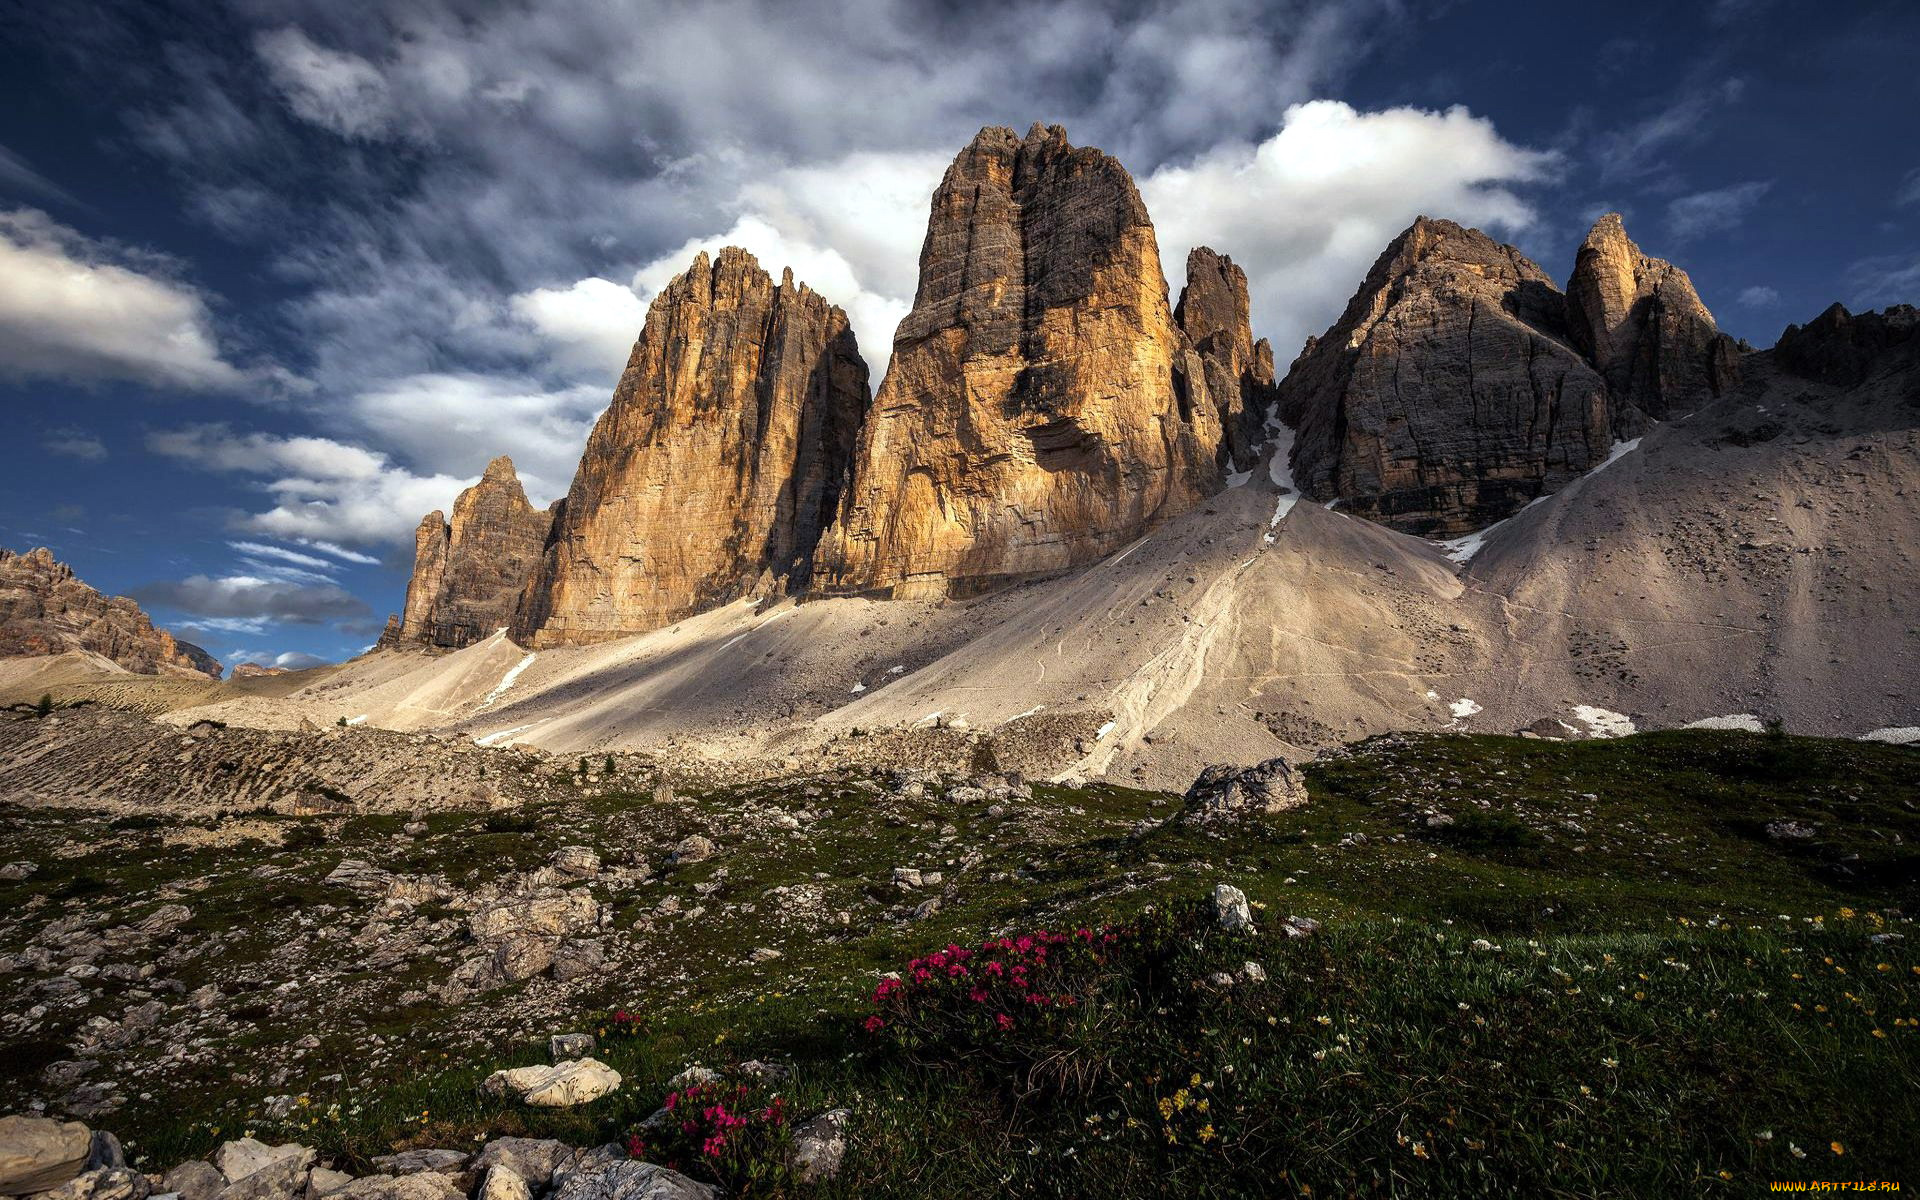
996;1013;1015;1031
864;1015;886;1033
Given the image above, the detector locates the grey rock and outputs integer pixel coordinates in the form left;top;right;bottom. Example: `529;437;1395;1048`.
789;1108;851;1184
669;836;715;866
30;1167;150;1200
162;1162;223;1200
1212;883;1253;931
481;1059;621;1107
549;1161;715;1200
211;1143;313;1188
549;1033;596;1059
549;939;606;983
368;1152;467;1178
0;860;36;881
330;1177;463;1200
214;1157;308;1200
469;1140;576;1192
303;1171;353;1200
472;1167;528;1200
1183;758;1306;820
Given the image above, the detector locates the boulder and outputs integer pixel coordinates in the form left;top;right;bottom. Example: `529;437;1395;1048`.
481;1059;621;1108
302;1171;353;1200
211;1143;312;1187
1182;758;1305;820
472;1168;528;1200
467;892;600;942
468;1141;576;1192
330;1177;462;1200
548;1161;715;1200
0;1115;91;1195
367;1152;467;1178
161;1163;223;1200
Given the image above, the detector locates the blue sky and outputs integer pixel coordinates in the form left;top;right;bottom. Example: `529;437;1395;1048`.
2;0;1915;669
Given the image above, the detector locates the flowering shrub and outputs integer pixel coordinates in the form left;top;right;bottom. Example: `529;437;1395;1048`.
863;924;1148;1092
599;1008;646;1040
626;1079;793;1192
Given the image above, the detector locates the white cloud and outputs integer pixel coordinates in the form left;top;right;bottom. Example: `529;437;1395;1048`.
0;209;246;389
0;143;80;207
510;277;647;375
227;648;330;669
1141;100;1557;368
1666;180;1771;241
43;427;108;461
1736;285;1780;307
344;374;606;503
294;539;381;565
1897;167;1920;207
148;425;471;546
255;27;394;139
227;541;339;572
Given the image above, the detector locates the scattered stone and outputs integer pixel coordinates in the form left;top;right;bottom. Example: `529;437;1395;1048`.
1766;820;1817;841
331;1176;463;1200
669;836;715;866
549;1034;595;1060
369;1151;467;1178
0;860;39;881
0;1115;91;1195
1282;915;1322;940
481;1059;621;1108
548;847;601;879
1211;883;1253;931
1241;961;1268;983
29;1166;150;1200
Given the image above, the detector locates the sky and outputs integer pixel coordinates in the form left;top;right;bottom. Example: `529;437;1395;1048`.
2;0;1916;670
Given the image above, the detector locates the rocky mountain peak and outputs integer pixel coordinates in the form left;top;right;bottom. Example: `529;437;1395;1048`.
382;455;551;652
814;124;1221;598
511;246;869;646
1278;216;1612;536
1565;212;1739;417
0;547;220;677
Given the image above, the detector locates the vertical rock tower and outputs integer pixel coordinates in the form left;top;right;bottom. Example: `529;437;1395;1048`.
814;123;1223;599
512;248;869;646
382;455;553;650
1176;246;1279;472
1565;212;1739;418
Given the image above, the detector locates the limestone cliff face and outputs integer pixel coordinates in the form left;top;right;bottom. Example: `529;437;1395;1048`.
384;456;553;651
814;124;1222;599
513;248;869;646
1565;213;1739;417
0;547;220;677
1176;247;1277;471
1278;217;1615;537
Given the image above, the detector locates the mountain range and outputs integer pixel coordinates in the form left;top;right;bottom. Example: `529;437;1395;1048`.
5;123;1915;786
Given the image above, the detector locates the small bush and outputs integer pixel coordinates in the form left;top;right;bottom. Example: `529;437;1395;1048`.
482;810;536;833
36;693;53;718
627;1079;793;1193
281;823;329;851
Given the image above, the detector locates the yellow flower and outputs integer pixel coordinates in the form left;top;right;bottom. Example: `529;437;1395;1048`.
1198;1124;1217;1144
1412;1142;1429;1160
1838;907;1855;919
1872;1029;1887;1039
1831;1142;1845;1156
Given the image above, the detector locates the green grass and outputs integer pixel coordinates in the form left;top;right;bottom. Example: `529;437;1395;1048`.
2;730;1915;1196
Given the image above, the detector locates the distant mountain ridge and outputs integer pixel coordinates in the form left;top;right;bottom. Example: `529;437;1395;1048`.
0;547;220;678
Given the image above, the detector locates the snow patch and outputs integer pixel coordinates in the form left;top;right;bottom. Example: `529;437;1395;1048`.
474;722;539;747
1449;698;1482;719
914;710;943;728
1591;437;1642;475
1425;689;1440;701
850;682;866;694
1571;705;1637;738
1861;726;1920;745
1684;714;1766;732
1225;468;1253;488
478;653;536;710
1004;704;1046;723
1095;720;1117;740
887;665;905;675
344;714;368;726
